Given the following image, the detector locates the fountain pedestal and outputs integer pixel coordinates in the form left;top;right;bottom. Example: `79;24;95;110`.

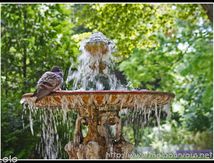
21;90;174;159
64;105;133;159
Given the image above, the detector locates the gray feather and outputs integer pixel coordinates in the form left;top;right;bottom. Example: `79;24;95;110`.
32;68;63;103
34;89;52;103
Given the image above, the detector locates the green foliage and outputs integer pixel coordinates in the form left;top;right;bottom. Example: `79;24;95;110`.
117;4;213;132
1;4;78;158
124;121;212;156
75;4;172;59
1;3;213;159
119;47;174;90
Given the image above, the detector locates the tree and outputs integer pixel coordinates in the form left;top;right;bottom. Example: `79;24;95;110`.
1;4;78;158
201;4;213;23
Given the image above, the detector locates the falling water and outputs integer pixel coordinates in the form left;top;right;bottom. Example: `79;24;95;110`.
21;100;75;159
21;32;172;158
66;32;124;91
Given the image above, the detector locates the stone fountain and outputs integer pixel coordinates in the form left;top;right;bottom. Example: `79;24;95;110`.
21;32;174;159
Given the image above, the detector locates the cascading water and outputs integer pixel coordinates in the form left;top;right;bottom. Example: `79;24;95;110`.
21;32;174;159
21;99;76;159
66;32;122;91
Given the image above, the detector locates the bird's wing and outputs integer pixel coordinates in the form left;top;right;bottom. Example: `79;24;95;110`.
37;71;63;90
33;71;63;102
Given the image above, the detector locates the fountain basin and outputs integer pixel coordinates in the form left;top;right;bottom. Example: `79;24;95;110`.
21;90;174;159
21;90;174;109
21;90;175;159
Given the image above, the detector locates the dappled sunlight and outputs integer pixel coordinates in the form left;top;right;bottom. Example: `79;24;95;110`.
1;3;213;160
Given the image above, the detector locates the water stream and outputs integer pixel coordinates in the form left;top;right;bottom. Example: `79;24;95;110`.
21;32;171;159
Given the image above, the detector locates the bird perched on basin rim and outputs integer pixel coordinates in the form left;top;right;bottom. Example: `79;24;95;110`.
32;66;64;103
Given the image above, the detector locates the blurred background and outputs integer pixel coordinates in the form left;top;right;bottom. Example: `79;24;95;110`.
1;3;213;159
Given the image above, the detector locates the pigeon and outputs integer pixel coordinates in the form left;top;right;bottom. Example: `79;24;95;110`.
32;66;64;103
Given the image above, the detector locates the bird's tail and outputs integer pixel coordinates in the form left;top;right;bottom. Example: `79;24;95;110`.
31;90;37;97
32;89;51;103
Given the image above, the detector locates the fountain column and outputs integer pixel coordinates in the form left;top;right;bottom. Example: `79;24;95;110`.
64;105;134;159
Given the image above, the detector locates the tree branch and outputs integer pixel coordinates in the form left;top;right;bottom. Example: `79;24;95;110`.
201;4;213;24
